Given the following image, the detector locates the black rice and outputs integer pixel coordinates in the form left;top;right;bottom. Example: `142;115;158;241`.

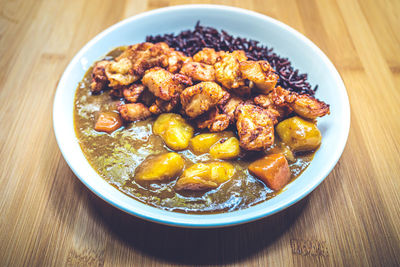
146;22;317;95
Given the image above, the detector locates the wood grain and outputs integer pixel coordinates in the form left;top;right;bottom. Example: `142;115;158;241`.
1;0;399;266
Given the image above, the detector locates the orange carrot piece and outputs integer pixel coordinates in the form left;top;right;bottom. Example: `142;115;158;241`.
248;153;291;191
94;112;123;133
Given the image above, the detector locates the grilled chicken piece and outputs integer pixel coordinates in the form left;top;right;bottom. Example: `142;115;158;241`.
290;94;330;119
142;67;192;101
106;42;192;88
149;97;179;115
90;60;110;92
122;84;146;103
221;96;243;123
240;61;279;93
231;84;252;98
196;108;230;132
180;82;229;118
254;94;292;124
235;102;275;151
269;86;330;119
196;95;243;132
193;48;224;65
105;57;136;88
214;50;247;89
166;50;192;73
109;87;123;98
118;103;151;122
179;62;215;82
139;88;156;107
114;42;169;81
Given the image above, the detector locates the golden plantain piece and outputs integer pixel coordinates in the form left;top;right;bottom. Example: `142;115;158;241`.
175;162;235;191
276;116;322;152
189;132;234;155
153;113;194;150
135;152;185;182
209;137;240;159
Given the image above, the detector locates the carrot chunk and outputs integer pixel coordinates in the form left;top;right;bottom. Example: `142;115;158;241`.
94;112;123;133
248;153;291;191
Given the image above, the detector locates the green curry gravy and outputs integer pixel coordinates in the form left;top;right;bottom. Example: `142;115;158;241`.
73;49;315;214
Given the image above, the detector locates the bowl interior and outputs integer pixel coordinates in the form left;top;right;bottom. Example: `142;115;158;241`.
53;5;350;228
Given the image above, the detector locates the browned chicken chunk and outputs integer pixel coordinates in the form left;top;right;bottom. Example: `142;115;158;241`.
196;108;230;132
290;94;330;119
179;62;215;82
105;57;136;87
235;102;275;151
240;61;279;93
196;95;243;132
214;50;247;89
193;48;224;65
122;84;146;103
180;82;229;118
115;42;169;80
118;103;151;122
231;83;252;98
149;97;178;115
139;88;156;107
110;88;123;98
91;60;109;92
254;94;292;124
166;50;192;73
142;67;192;101
269;86;330;119
221;96;243;123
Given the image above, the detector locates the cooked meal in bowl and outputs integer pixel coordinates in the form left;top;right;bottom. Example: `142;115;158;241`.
74;23;330;213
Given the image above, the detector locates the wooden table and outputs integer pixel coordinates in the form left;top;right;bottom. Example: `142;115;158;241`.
1;0;399;266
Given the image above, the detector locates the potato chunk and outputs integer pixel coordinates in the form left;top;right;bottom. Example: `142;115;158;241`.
209;137;240;159
153;113;194;150
175;162;235;191
276;116;321;152
135;153;185;182
248;154;291;191
189;132;234;155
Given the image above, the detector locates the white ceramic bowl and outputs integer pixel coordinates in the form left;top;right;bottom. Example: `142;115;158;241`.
53;5;350;228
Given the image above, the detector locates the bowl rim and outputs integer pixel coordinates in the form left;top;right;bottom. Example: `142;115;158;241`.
53;4;350;228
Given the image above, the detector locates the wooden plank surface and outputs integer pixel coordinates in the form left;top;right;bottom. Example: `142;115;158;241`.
1;0;399;266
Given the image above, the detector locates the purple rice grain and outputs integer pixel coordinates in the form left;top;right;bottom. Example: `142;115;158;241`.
146;22;317;95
